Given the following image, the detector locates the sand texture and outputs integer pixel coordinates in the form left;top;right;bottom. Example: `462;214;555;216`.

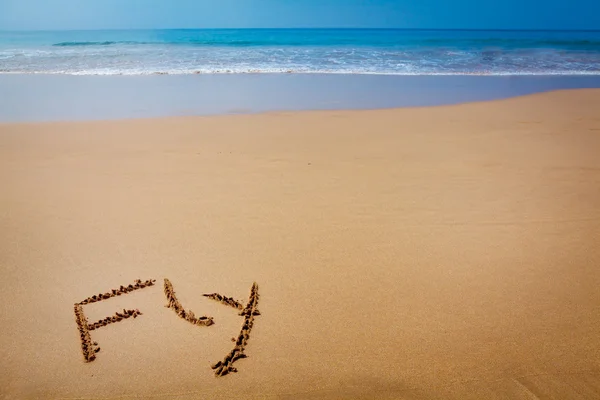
1;89;600;399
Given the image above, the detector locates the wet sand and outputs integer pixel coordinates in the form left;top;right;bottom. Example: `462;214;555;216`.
1;89;600;399
3;74;600;122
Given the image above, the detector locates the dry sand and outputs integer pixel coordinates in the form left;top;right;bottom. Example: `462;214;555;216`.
1;89;600;399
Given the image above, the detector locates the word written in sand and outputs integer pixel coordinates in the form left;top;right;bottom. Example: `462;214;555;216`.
73;278;260;377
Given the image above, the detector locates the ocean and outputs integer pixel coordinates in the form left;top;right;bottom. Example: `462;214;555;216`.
1;29;600;76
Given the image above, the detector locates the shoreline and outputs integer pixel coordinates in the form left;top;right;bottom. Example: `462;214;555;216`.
2;89;600;399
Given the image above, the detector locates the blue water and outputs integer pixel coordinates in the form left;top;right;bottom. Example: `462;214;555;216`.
1;29;600;75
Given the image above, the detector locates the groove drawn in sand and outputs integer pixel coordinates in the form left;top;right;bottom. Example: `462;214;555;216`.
211;282;260;377
73;278;155;362
87;309;142;330
164;278;215;326
74;304;98;362
203;292;244;310
77;279;156;305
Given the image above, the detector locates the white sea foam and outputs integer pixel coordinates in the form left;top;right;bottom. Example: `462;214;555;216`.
1;68;600;76
1;30;599;76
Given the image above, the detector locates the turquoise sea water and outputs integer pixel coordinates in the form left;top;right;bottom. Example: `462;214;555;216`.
1;29;600;75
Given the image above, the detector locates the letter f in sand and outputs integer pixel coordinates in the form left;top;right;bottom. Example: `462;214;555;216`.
73;279;156;362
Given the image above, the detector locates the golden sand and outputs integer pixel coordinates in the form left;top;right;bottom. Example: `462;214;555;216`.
1;89;600;399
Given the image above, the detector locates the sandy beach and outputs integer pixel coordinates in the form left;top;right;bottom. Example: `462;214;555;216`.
1;89;600;399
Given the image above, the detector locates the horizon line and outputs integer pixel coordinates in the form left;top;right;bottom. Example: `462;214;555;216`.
2;27;600;33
